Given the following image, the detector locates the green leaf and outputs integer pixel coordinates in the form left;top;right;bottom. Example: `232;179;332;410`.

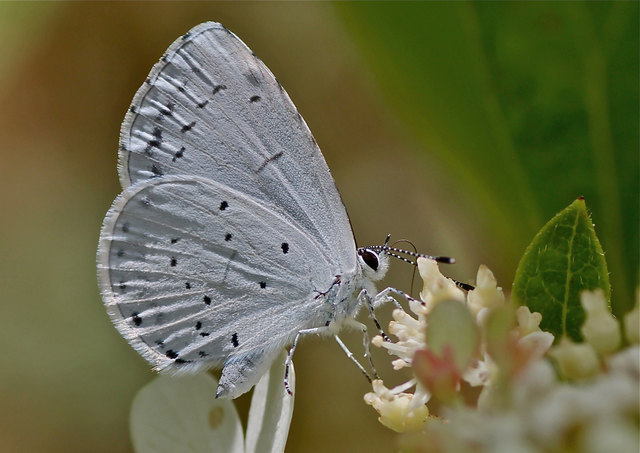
512;198;610;341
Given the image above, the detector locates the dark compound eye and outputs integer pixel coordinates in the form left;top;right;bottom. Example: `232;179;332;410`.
359;250;379;271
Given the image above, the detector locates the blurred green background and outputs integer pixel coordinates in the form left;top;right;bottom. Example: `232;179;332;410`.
0;2;637;452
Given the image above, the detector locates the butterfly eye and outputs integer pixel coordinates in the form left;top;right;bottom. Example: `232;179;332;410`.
359;249;379;271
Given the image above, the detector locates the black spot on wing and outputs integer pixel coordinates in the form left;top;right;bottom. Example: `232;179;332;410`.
195;321;202;330
224;233;232;242
145;127;163;155
131;312;142;326
157;102;174;119
203;295;211;305
219;201;228;211
197;100;209;108
166;350;178;359
185;282;191;289
212;84;227;95
231;333;239;347
151;164;163;177
249;95;261;103
170;257;177;267
181;121;196;133
259;281;266;289
172;146;185;162
170;238;180;244
281;242;289;254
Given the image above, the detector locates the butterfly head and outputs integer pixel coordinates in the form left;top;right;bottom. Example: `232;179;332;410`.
357;247;390;282
357;235;459;284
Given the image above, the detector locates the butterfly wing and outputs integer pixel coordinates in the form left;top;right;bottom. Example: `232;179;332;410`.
98;176;336;397
118;22;356;268
100;22;362;397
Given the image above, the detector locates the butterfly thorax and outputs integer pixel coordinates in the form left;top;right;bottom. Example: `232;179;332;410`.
311;247;390;332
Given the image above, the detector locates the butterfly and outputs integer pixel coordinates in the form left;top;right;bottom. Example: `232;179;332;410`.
97;22;451;398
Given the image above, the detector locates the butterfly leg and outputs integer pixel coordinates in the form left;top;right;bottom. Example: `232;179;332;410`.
373;287;419;308
284;323;380;394
333;333;375;382
284;327;327;395
358;289;397;342
360;287;420;341
340;318;381;380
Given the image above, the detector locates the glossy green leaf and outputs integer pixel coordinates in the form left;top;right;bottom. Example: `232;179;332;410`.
512;198;610;341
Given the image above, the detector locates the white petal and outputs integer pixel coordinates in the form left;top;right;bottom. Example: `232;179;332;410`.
130;374;244;453
245;349;295;453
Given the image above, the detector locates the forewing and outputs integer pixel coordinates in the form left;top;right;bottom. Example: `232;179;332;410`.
97;176;334;374
119;22;356;269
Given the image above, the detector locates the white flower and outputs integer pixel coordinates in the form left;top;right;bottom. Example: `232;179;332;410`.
372;307;426;370
548;336;600;380
363;380;430;432
418;258;465;312
528;346;639;450
129;350;294;453
580;289;621;355
516;306;554;359
365;259;639;452
467;265;505;321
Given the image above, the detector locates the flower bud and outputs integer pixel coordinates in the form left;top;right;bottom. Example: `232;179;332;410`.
549;337;600;380
580;290;621;355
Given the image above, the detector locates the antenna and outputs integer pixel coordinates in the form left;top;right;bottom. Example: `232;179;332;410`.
361;235;474;291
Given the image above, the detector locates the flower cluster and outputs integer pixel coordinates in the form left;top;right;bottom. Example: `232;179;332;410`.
364;258;639;452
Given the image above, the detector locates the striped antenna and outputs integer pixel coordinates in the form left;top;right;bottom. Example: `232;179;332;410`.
360;235;474;291
365;245;455;265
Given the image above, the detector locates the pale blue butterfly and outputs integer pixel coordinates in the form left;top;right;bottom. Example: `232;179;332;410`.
97;22;451;398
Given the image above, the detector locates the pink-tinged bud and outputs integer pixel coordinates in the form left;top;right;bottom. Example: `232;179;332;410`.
413;346;461;404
